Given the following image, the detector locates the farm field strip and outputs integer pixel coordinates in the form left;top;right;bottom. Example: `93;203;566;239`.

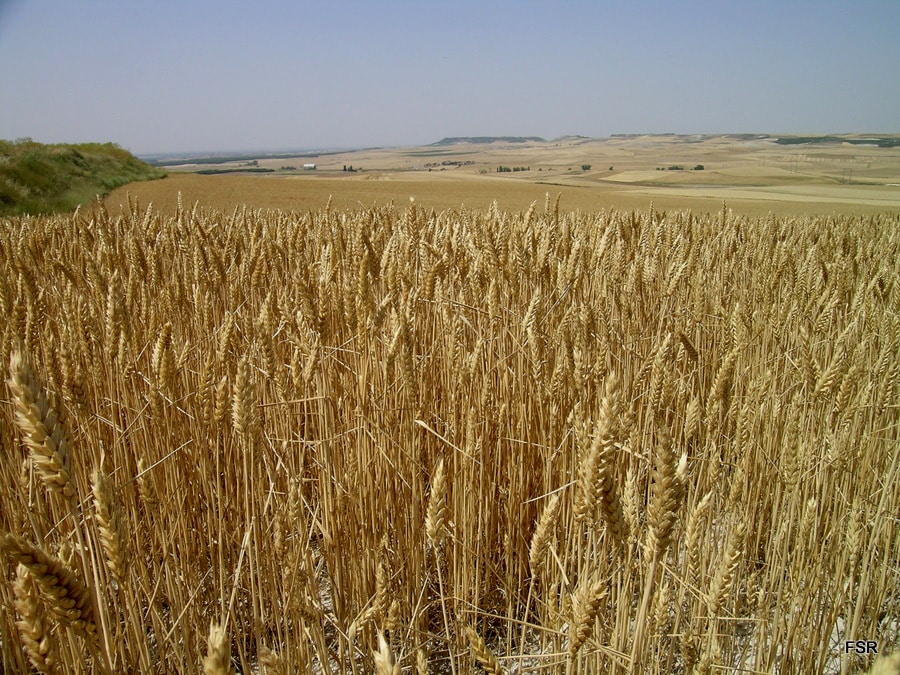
136;135;900;219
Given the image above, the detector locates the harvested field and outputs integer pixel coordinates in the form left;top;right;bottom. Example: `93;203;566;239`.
118;134;900;219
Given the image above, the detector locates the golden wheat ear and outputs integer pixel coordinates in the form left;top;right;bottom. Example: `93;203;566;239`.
91;469;130;584
202;622;234;675
12;563;59;674
568;579;608;658
529;492;560;573
1;533;96;641
425;458;448;546
373;631;401;675
7;349;76;500
464;625;505;674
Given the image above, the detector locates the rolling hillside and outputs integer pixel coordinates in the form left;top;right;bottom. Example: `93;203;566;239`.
0;139;165;216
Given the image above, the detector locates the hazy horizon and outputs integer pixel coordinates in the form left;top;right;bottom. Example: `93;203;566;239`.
1;1;899;156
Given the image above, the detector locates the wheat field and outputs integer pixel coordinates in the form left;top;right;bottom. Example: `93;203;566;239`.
1;194;898;674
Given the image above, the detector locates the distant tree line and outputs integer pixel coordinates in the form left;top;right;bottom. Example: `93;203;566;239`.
655;165;705;171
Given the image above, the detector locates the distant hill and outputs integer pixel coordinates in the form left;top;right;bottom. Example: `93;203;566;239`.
774;135;900;148
431;136;545;146
0;139;166;216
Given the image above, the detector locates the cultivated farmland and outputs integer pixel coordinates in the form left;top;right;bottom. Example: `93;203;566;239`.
122;134;900;219
1;195;898;673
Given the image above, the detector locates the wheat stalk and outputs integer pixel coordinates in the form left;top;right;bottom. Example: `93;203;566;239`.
865;653;900;675
573;375;627;543
685;491;714;587
151;321;174;393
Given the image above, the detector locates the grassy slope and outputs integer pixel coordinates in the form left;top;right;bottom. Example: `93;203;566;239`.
0;139;166;216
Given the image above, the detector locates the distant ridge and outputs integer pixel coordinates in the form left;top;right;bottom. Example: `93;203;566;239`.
431;136;545;146
774;135;900;148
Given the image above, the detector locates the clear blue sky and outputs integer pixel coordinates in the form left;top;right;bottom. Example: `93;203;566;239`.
1;0;898;155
